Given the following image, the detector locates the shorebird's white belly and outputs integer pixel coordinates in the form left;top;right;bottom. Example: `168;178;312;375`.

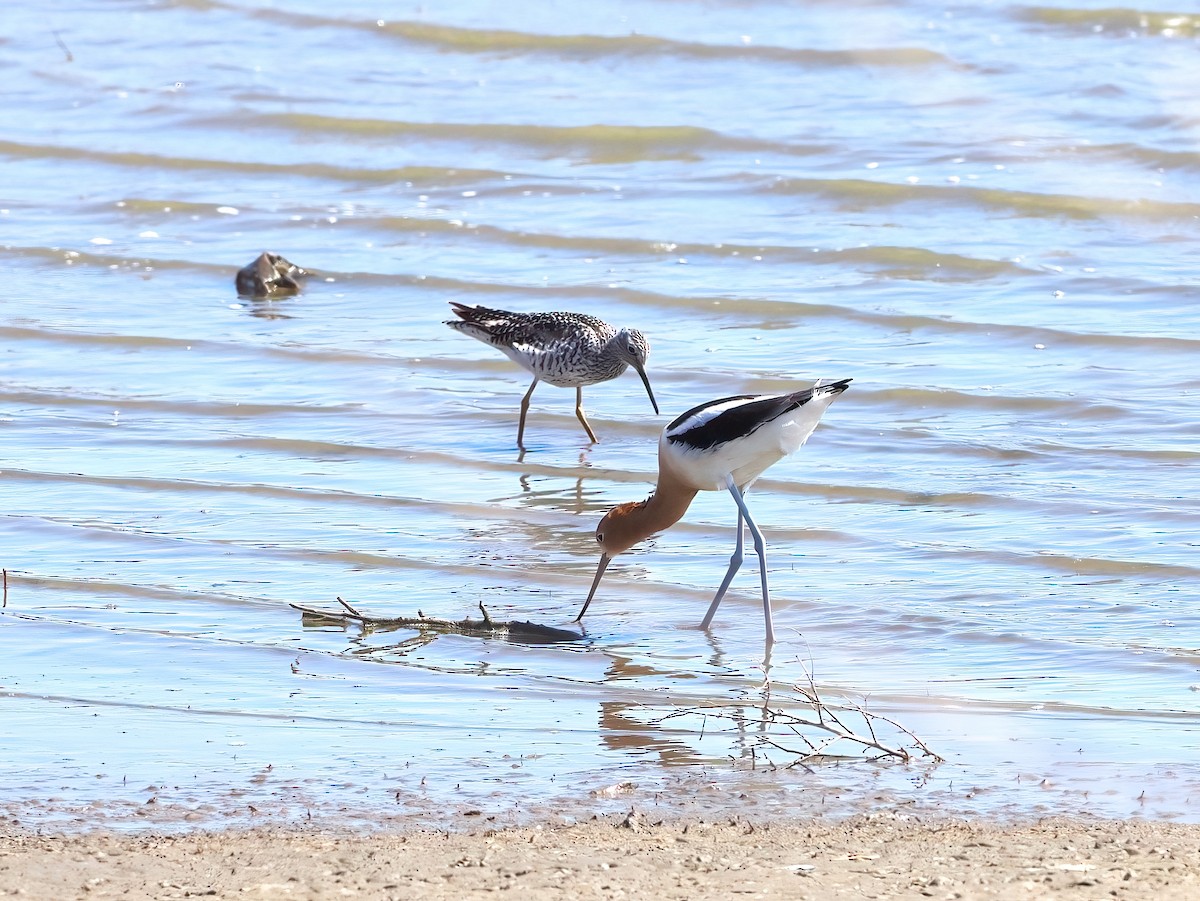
497;344;624;388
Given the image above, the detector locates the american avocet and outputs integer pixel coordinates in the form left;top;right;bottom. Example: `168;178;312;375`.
575;379;851;645
445;302;660;448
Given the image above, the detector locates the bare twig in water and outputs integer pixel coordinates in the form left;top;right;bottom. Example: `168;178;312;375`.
53;31;74;62
656;666;940;765
290;598;583;643
2;569;7;608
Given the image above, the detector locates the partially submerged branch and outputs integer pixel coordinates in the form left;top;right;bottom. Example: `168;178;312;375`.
290;600;934;763
290;597;584;644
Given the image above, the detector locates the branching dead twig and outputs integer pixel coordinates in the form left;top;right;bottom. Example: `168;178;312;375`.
655;667;941;765
290;597;584;644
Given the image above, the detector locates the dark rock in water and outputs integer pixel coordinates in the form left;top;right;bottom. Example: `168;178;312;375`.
236;252;309;298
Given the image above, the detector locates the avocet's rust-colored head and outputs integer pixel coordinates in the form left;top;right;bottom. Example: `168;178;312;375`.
595;500;652;558
574;500;650;623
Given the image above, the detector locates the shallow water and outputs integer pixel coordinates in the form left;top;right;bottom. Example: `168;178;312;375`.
2;0;1200;829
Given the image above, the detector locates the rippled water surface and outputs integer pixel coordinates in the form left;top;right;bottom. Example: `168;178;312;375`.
3;0;1200;828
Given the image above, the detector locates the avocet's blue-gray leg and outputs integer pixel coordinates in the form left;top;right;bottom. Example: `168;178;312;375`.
739;491;774;647
517;377;539;449
701;476;775;646
703;476;774;645
700;503;743;631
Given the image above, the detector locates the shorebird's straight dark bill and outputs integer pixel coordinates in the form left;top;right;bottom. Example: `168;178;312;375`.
634;364;660;415
574;553;611;621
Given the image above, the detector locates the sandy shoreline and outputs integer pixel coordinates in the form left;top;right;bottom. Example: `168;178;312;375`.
4;812;1200;899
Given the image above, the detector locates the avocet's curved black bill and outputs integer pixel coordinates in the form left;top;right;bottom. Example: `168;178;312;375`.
574;553;611;622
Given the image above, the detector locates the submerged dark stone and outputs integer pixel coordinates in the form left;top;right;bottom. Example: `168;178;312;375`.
235;252;309;298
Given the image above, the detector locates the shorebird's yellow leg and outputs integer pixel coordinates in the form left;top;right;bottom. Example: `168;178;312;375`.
574;386;599;443
517;378;539;449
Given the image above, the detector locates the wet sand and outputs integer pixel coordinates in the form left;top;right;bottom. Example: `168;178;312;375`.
4;812;1200;900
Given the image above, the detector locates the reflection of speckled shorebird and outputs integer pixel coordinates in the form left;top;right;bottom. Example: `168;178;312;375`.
445;301;660;448
576;380;851;647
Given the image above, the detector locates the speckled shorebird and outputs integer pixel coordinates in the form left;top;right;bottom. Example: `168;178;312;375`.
445;301;660;447
575;379;851;646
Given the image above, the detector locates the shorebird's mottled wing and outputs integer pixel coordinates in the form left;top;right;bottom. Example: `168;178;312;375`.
447;303;608;353
481;313;606;352
489;313;587;352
